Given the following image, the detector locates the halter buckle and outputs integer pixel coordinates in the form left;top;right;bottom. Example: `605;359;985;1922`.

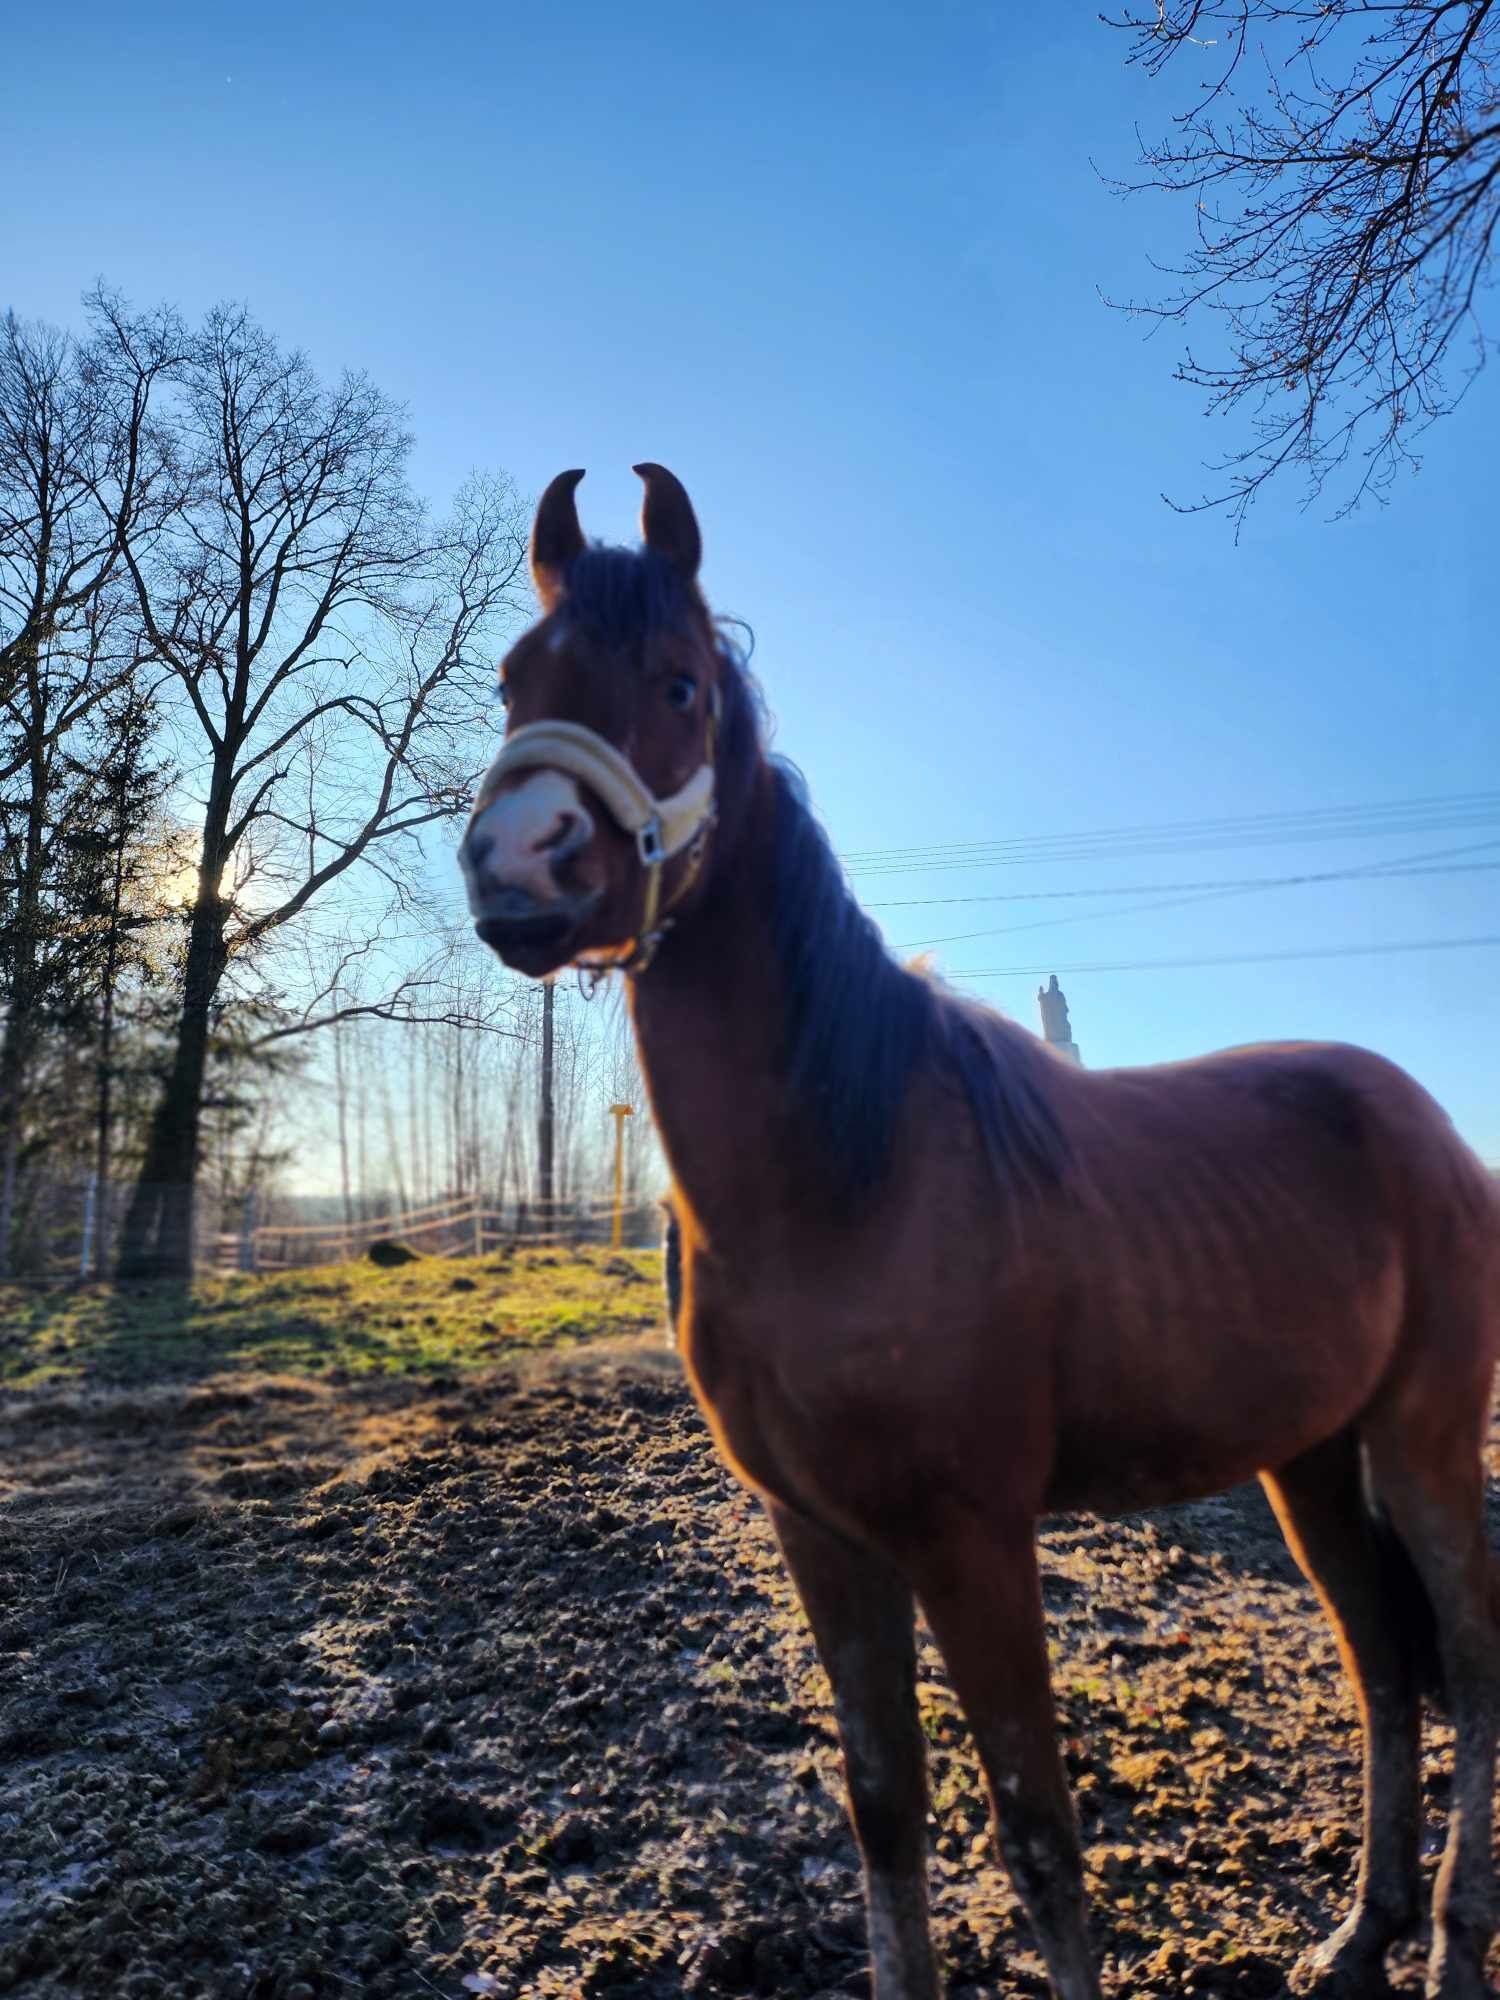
637;816;666;867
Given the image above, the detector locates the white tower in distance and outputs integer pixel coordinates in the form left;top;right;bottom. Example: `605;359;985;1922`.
1037;974;1082;1065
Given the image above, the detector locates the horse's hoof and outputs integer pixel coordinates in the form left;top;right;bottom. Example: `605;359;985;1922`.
1425;1917;1496;1998
1289;1928;1399;2000
1424;1959;1494;2000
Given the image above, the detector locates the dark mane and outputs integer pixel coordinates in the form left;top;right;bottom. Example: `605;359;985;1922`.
566;540;1070;1204
763;758;1071;1201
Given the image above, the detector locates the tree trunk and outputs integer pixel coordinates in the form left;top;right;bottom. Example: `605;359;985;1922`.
92;793;130;1277
93;945;118;1278
406;1035;421;1210
452;1018;466;1196
0;964;35;1276
332;1005;353;1239
0;735;49;1278
116;802;230;1281
355;1028;368;1226
538;979;555;1236
378;1064;408;1229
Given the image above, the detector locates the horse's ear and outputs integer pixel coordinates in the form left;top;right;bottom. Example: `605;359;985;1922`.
633;463;701;582
530;469;587;611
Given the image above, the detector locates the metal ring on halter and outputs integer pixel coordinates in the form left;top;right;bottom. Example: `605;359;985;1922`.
637;817;666;868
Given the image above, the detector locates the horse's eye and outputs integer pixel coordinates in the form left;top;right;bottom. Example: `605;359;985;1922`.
497;680;511;710
665;675;697;713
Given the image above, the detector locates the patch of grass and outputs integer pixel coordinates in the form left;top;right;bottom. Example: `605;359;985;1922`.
0;1245;665;1389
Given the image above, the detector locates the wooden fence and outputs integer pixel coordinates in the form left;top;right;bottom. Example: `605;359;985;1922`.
215;1190;662;1273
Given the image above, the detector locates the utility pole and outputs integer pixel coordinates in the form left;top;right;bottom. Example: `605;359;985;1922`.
538;979;555;1238
609;1102;634;1249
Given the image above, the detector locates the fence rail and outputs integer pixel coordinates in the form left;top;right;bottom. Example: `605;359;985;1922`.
4;1179;663;1282
220;1191;662;1273
3;1178;243;1282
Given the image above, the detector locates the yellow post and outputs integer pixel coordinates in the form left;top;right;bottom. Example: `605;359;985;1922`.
609;1103;634;1250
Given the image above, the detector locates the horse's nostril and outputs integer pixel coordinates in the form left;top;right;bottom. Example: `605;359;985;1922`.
536;809;584;858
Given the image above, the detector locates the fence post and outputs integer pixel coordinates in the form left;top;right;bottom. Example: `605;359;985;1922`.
79;1175;98;1280
473;1195;483;1260
239;1192;259;1273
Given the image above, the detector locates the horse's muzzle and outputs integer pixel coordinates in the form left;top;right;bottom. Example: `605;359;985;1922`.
470;885;600;970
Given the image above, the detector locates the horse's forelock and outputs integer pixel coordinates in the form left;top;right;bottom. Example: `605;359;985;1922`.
560;544;701;655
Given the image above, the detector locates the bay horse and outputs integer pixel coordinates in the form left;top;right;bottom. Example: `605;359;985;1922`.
459;465;1500;2000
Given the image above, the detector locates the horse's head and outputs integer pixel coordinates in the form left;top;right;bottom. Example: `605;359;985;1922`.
460;464;732;978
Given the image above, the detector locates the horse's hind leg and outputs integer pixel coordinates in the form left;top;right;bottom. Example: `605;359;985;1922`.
770;1505;942;2000
1364;1364;1499;2000
916;1520;1102;2000
1262;1430;1422;1999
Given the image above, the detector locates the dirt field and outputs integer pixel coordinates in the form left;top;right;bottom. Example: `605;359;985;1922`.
1;1253;1496;1998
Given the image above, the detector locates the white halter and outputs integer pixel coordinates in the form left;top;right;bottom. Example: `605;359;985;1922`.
476;719;714;869
474;704;719;971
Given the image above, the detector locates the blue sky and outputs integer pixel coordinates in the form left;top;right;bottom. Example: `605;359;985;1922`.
6;1;1496;1155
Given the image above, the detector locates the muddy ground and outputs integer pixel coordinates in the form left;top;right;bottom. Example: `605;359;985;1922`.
2;1323;1497;1997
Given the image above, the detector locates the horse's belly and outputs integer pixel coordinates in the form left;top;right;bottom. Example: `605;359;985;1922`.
1046;1433;1284;1516
1046;1309;1400;1515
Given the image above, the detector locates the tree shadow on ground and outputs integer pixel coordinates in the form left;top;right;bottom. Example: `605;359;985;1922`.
0;1250;669;1396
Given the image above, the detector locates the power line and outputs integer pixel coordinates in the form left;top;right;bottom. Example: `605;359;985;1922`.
889;840;1500;951
945;933;1500;983
842;788;1500;860
322;848;1500;966
865;853;1500;911
246;789;1500;923
849;806;1500;876
838;788;1500;868
897;880;1277;955
277;858;1497;952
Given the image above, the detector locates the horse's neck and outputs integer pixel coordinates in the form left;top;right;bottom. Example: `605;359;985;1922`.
628;771;798;1235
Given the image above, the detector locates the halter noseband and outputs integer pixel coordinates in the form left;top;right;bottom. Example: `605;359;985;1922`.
474;698;719;975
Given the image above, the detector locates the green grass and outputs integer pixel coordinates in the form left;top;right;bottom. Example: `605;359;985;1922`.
0;1245;666;1389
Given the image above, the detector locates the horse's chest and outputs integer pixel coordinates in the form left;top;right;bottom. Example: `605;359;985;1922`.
681;1307;807;1508
679;1296;952;1540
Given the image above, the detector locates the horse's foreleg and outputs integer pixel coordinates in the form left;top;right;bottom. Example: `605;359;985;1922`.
770;1503;942;2000
917;1521;1102;2000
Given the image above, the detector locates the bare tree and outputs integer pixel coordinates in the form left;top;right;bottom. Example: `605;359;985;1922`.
1105;2;1500;521
64;680;177;1272
0;301;181;1269
0;296;179;743
109;302;528;1277
0;593;143;1271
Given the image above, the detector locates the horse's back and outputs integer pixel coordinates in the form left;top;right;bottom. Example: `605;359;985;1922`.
1076;1035;1491;1225
1017;1036;1499;1511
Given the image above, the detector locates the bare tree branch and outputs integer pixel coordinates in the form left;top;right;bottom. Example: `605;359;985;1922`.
248;987;524;1048
1103;1;1500;522
247;927;524;1050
